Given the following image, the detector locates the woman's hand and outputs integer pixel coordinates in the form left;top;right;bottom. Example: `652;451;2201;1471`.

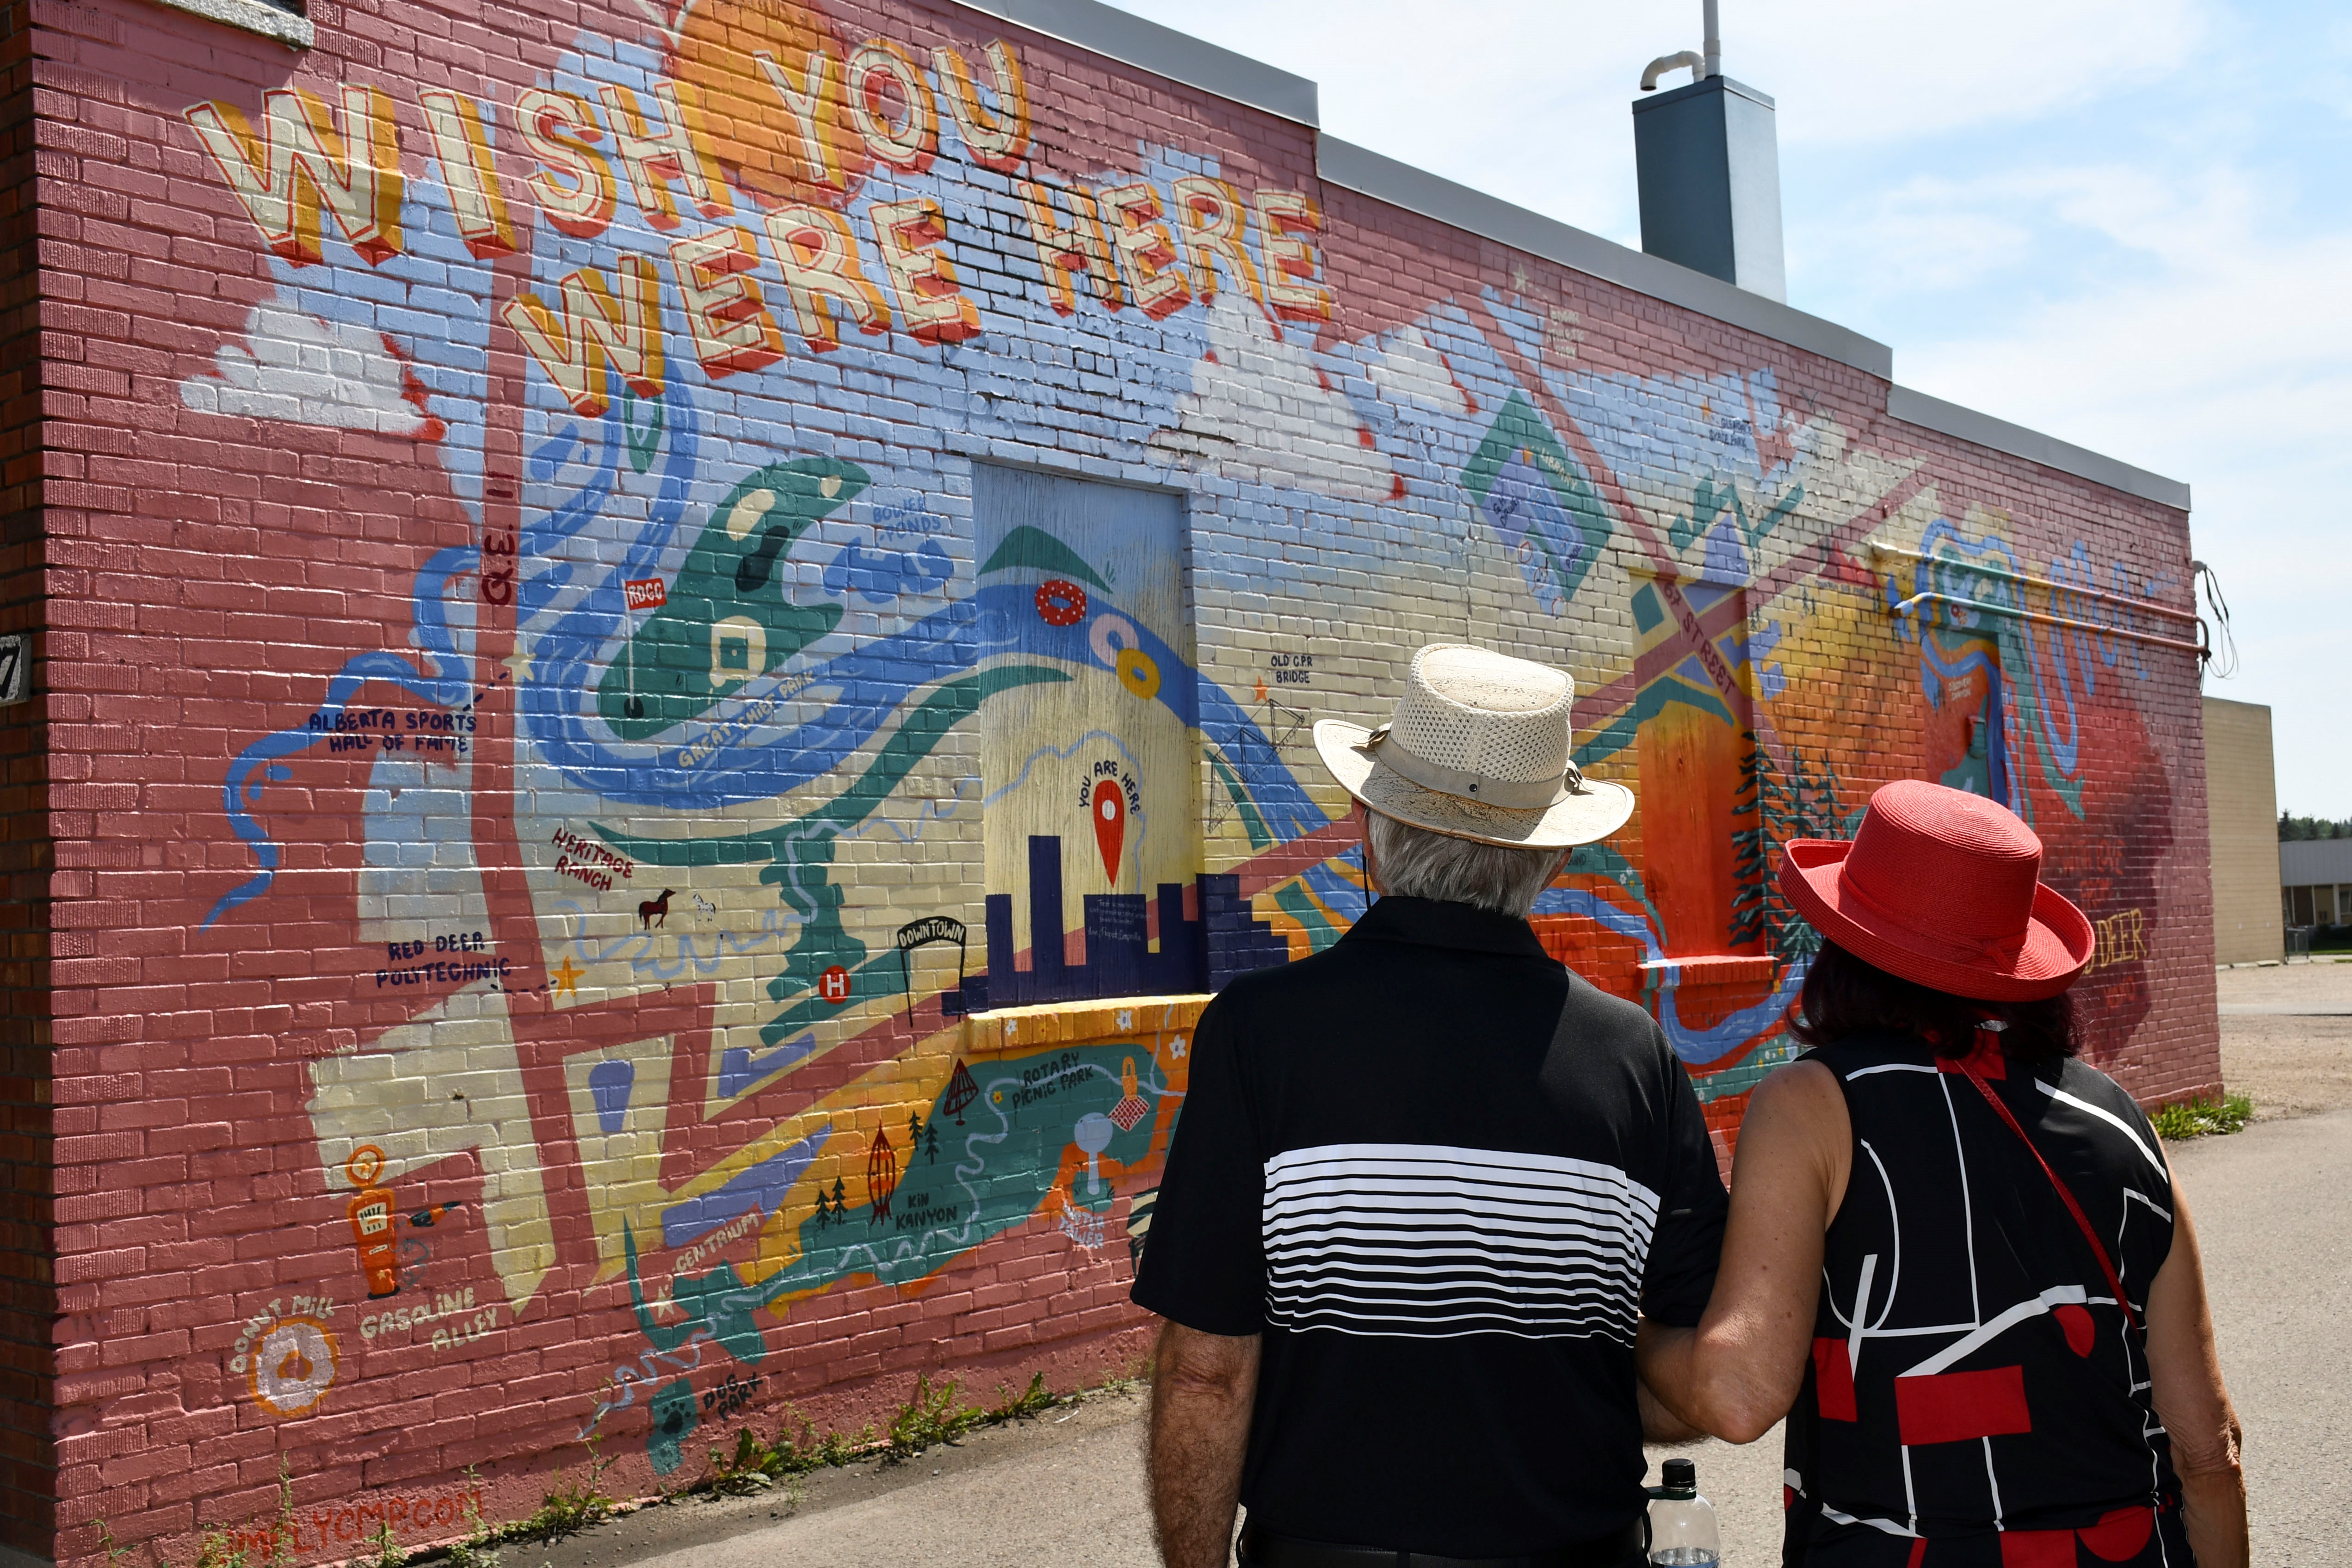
1636;1058;1851;1442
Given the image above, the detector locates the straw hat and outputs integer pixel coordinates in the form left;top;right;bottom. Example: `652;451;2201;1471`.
1779;779;2094;1001
1311;644;1635;850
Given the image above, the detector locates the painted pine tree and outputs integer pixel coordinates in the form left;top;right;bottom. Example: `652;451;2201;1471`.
1731;734;1852;969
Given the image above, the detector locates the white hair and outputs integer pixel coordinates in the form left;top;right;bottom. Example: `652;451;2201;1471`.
1365;811;1568;918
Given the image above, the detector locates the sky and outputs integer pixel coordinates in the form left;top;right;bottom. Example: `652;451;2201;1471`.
1107;0;2352;817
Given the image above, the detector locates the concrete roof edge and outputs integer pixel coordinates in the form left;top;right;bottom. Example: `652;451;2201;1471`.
1885;385;2190;512
952;0;1319;125
1315;135;1894;380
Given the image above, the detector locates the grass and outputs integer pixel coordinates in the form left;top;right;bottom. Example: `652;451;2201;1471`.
2153;1093;2254;1141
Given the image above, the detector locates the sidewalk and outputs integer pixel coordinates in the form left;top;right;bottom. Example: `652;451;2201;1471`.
527;1000;2348;1567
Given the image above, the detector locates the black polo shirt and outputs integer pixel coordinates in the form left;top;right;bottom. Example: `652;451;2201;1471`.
1131;895;1728;1555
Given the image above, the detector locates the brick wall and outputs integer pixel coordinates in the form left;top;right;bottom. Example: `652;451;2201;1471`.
0;0;54;1551
14;0;2215;1559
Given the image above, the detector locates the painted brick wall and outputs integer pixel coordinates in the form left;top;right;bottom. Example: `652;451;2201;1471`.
2202;696;2281;964
13;0;2215;1560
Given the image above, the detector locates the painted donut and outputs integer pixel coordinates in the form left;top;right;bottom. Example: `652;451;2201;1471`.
1116;648;1161;700
249;1317;337;1419
1035;580;1087;627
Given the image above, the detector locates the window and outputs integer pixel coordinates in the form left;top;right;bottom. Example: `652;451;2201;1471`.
969;465;1202;1003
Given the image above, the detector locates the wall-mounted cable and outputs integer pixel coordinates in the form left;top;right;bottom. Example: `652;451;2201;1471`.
2193;560;2239;680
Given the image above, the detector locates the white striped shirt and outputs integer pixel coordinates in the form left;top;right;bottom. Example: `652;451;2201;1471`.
1261;1142;1661;1343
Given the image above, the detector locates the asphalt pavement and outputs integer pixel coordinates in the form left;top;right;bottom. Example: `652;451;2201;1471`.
522;1098;2347;1568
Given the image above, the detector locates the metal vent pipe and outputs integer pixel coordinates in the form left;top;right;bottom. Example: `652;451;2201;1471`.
1642;0;1722;92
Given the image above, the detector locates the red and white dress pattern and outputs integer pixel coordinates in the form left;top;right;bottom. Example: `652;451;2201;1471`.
1784;1033;2191;1567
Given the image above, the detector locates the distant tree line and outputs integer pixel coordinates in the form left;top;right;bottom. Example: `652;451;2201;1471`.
2279;813;2352;840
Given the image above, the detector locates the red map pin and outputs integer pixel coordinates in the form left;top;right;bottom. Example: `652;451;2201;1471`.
1091;779;1126;883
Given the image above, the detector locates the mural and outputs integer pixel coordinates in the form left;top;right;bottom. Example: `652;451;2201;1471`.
32;0;2202;1555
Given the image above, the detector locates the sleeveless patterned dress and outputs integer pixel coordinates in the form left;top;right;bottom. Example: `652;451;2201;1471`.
1782;1031;2194;1567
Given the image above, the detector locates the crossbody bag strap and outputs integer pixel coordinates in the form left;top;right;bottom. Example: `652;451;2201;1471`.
1954;1037;2141;1330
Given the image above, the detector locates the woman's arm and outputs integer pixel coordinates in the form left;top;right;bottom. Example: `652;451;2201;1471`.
1637;1058;1850;1443
2143;1173;2247;1568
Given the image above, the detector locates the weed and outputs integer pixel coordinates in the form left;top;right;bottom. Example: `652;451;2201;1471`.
93;1520;134;1566
395;1365;1099;1549
886;1373;985;1459
988;1372;1055;1422
704;1427;786;1495
512;1476;610;1543
268;1455;298;1568
444;1534;502;1568
367;1519;407;1568
193;1533;250;1568
508;1445;614;1543
2153;1093;2254;1141
745;1409;865;1479
446;1465;502;1568
1093;1354;1154;1397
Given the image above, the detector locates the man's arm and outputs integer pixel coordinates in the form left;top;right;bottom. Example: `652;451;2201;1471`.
1147;1320;1261;1568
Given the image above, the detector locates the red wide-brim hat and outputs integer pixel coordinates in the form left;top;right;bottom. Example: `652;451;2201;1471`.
1778;781;2096;1002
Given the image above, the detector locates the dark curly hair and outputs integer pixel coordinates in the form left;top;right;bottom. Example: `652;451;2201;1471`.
1788;940;2080;1067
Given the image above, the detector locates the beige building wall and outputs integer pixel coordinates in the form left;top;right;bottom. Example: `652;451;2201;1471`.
2205;696;2284;964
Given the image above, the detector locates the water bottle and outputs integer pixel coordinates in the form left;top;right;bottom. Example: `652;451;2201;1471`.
1647;1457;1720;1566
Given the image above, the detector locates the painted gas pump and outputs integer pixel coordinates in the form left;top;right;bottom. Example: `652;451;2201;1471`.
344;1145;399;1299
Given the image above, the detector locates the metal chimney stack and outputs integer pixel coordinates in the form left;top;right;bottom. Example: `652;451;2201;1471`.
1632;1;1786;302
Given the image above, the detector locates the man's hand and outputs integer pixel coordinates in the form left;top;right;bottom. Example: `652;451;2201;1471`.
1147;1319;1261;1568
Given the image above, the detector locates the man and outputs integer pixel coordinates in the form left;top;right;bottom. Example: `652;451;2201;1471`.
1132;643;1728;1568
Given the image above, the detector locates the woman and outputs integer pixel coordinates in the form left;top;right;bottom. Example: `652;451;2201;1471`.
1639;779;2247;1567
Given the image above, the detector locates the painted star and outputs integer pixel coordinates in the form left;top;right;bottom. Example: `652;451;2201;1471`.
503;647;534;682
551;956;583;999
